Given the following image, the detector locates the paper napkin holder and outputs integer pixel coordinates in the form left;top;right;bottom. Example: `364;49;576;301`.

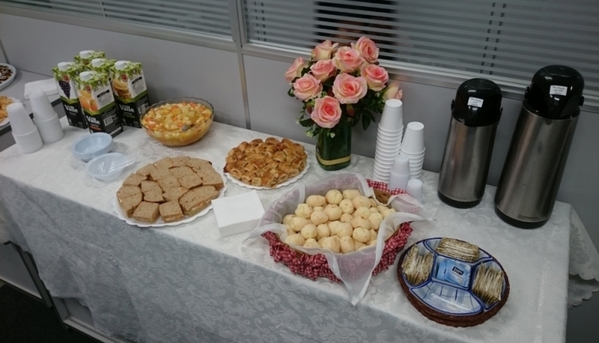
212;190;265;238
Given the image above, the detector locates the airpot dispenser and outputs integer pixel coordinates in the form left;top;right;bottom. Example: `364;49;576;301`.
438;78;502;208
495;65;584;228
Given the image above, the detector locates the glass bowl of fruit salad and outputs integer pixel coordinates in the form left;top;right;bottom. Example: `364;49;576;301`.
140;97;214;146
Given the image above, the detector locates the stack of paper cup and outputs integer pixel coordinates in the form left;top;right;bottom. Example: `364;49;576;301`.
8;102;43;154
373;99;404;182
30;89;64;144
400;121;426;179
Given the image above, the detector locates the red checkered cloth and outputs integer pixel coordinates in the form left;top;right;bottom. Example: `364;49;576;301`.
261;181;414;282
262;222;413;282
366;179;408;195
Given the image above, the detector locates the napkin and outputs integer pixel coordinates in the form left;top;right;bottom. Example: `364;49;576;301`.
24;79;58;100
212;190;265;238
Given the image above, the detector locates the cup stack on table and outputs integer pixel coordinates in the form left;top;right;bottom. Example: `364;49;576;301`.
400;121;426;179
30;89;64;144
7;102;44;154
373;99;404;182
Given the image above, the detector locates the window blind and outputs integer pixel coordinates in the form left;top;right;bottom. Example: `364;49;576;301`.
244;0;599;103
1;0;233;38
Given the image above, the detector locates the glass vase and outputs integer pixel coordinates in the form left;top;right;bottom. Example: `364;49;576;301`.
315;120;352;171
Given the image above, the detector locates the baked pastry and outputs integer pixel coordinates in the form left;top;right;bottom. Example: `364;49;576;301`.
116;155;224;223
224;137;307;188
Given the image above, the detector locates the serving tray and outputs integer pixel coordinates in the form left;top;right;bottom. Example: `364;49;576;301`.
397;237;510;327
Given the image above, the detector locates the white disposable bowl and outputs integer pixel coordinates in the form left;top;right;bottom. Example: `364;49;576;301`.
72;132;113;162
85;153;125;181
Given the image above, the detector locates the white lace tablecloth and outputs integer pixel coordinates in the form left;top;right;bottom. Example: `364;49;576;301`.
0;118;598;343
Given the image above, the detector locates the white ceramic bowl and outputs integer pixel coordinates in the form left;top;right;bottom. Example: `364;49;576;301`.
71;132;113;161
85;152;125;181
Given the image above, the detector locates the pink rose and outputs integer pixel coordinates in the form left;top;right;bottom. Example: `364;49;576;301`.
333;47;365;73
312;40;339;61
332;73;368;104
285;57;308;83
383;81;403;100
352;36;379;63
361;64;389;91
293;73;323;101
310;60;337;82
311;96;342;128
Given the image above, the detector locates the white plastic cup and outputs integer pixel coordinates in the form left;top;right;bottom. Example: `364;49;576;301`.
7;102;36;135
12;126;43;154
30;89;58;121
406;179;423;201
388;170;410;191
379;99;403;131
35;114;64;144
393;154;410;174
401;121;425;153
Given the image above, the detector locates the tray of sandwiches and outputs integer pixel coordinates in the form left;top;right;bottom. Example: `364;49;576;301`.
224;137;309;189
397;237;510;327
113;155;226;227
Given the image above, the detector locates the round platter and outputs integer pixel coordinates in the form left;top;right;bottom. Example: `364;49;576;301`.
0;64;17;91
112;170;227;228
0;97;18;128
397;237;510;327
225;157;310;190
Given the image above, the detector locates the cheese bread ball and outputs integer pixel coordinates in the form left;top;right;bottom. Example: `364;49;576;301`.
303;238;321;249
340;236;355;254
300;224;318;240
316;224;331;239
321;236;341;253
295;203;313;219
338;199;355;214
306;195;327;207
325;189;343;205
285;233;305;246
310;210;329;225
323;204;342;221
342;189;361;200
289;216;309;232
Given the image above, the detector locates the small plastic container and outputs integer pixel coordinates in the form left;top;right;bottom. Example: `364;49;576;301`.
85;153;126;181
71;132;113;161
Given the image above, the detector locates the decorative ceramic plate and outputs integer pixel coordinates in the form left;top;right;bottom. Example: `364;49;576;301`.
225;157;310;190
112;170;227;228
397;237;510;327
0;64;17;91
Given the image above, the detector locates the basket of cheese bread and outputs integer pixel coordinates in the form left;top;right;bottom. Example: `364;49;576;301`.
114;155;225;226
246;173;428;304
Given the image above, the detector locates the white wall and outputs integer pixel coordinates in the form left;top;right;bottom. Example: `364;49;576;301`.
1;13;597;343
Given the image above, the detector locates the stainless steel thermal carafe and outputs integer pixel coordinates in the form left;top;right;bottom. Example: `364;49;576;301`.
438;79;502;208
495;65;584;228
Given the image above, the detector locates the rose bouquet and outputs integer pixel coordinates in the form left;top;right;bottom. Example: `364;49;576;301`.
286;36;402;138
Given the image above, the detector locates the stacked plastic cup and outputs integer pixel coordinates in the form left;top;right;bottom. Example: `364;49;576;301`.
8;102;43;154
400;121;426;179
30;89;64;144
373;99;404;182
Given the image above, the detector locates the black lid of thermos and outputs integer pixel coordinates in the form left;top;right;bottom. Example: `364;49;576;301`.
524;65;585;119
451;78;502;126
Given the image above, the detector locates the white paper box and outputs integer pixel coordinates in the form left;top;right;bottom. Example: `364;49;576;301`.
212;190;265;238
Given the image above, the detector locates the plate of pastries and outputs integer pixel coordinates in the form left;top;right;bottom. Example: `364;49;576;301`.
113;155;226;227
224;137;309;189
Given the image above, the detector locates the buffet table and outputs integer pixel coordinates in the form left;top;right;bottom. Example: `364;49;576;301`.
1;118;598;343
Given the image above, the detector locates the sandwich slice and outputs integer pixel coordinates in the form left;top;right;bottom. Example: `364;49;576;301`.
132;201;160;223
163;186;189;202
196;168;224;190
122;173;147;187
144;189;164;203
118;192;142;218
178;185;219;216
178;173;203;189
159;201;185;223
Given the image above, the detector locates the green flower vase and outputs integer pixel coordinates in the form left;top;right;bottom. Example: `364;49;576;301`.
315;120;352;171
